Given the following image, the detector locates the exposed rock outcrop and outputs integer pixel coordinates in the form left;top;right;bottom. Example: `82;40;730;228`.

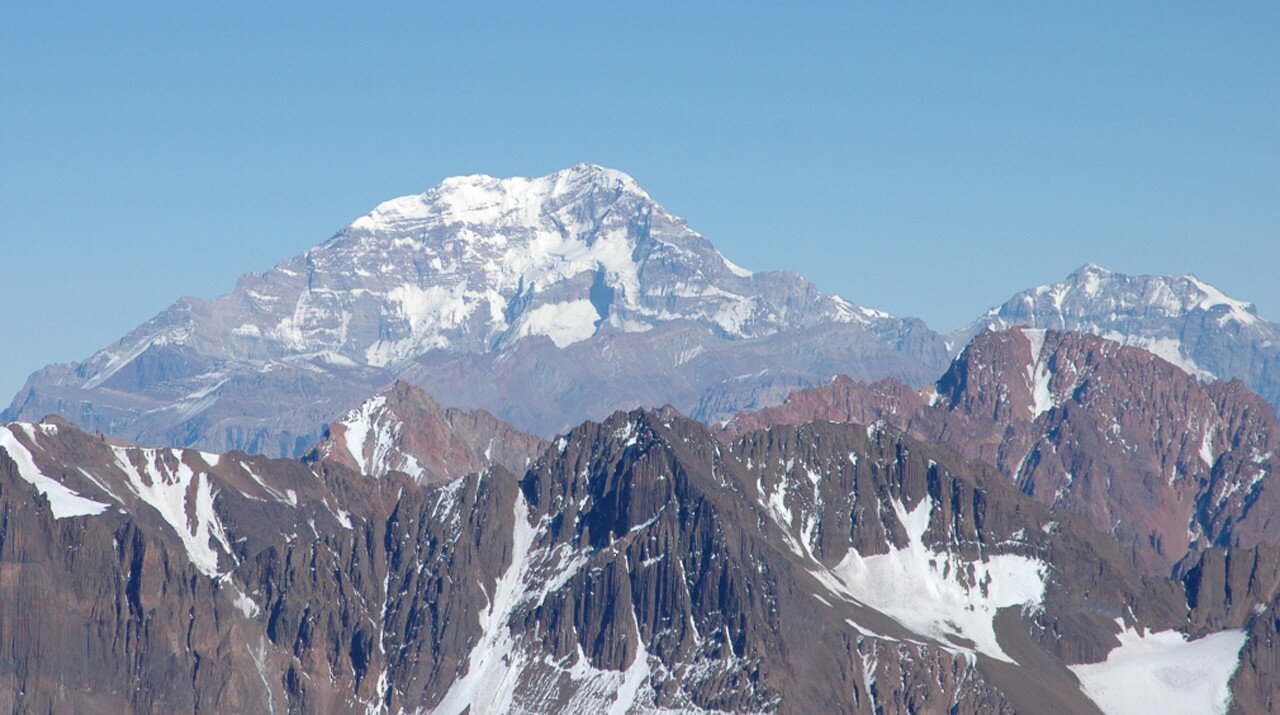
721;328;1280;577
306;380;546;484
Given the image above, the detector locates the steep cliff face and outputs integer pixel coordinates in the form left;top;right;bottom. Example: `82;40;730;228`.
0;409;1256;713
721;328;1280;577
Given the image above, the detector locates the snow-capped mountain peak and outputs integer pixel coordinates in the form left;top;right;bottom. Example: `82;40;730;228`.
6;164;945;455
216;162;884;365
349;163;649;233
1184;274;1261;326
1031;263;1262;327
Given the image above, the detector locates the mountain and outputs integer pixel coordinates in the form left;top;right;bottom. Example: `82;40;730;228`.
0;409;1265;713
952;263;1280;411
3;164;947;457
306;380;545;485
721;328;1280;577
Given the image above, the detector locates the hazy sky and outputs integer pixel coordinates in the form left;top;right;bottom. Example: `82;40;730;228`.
2;3;1277;401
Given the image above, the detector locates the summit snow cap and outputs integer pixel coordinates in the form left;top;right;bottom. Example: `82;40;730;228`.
349;163;649;232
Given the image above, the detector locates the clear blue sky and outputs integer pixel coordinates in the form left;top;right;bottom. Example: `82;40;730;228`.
2;3;1277;401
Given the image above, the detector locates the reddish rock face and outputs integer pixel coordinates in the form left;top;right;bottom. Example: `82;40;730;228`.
306;380;546;485
721;328;1280;577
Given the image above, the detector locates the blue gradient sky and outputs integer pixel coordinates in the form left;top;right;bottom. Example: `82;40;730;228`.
2;3;1277;401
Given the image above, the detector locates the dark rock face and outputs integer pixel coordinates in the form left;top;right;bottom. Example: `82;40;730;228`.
722;328;1280;578
306;380;546;485
3;164;947;457
1;406;1257;713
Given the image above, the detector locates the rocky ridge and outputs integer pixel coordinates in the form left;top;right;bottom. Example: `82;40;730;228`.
0;406;1264;713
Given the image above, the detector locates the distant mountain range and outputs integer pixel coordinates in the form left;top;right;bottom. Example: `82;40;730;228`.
6;168;1277;461
2;164;946;456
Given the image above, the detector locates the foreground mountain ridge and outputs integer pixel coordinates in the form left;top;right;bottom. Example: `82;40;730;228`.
2;402;1267;713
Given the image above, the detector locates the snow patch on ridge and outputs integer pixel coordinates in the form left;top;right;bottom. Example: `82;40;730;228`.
1022;328;1046;365
1188;276;1259;327
338;395;386;471
390;283;474;340
1097;332;1215;381
606;602;653;715
811;498;1047;663
721;256;753;278
1029;359;1054;419
1070;622;1247;715
111;447;232;576
1200;425;1217;468
1022;328;1055;418
0;425;109;518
